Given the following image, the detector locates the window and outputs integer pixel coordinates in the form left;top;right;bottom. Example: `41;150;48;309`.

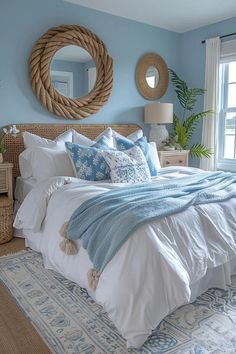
87;67;97;92
217;40;236;171
51;71;73;98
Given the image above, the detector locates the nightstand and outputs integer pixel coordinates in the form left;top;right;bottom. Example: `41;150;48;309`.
0;163;13;244
158;150;189;168
0;163;13;199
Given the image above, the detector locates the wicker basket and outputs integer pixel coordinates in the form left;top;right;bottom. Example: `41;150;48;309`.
0;196;13;244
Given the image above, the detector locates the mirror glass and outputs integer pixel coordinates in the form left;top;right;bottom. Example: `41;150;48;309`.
145;66;159;88
50;45;97;98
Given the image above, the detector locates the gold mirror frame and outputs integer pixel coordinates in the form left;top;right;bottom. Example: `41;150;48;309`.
135;53;169;100
29;25;113;120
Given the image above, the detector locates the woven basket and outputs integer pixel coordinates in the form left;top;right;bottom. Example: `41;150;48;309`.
0;197;13;244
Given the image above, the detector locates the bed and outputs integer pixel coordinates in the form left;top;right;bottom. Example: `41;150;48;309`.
5;124;236;349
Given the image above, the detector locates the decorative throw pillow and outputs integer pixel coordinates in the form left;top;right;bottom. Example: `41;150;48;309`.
72;127;114;148
93;135;114;149
101;146;151;183
115;136;159;176
65;141;111;181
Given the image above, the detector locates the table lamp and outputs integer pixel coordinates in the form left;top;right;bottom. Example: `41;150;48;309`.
144;102;173;149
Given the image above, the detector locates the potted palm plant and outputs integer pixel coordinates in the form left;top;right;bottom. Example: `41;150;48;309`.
167;69;211;158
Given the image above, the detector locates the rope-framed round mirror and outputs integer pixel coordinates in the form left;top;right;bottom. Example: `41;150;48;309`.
135;53;169;100
29;24;113;120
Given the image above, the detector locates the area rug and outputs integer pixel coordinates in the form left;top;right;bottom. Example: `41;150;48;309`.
0;251;236;354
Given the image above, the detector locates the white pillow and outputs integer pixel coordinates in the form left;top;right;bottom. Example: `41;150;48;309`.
21;147;75;182
101;146;151;183
126;129;143;141
149;142;161;169
72;130;95;146
20;130;73;178
19;152;33;179
72;127;114;148
112;129;143;147
96;127;113;140
22;130;73;150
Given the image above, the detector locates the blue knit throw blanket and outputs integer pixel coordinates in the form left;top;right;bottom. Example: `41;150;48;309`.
67;171;236;272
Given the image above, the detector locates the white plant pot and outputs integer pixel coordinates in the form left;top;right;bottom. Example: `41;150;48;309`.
0;153;3;163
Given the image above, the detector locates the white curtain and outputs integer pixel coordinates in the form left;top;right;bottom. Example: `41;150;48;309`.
200;37;221;171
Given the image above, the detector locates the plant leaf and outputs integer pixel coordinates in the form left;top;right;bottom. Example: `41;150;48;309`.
190;144;212;158
183;110;212;140
169;69;205;111
171;114;188;148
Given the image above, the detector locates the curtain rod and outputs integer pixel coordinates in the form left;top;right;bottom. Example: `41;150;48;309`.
201;32;236;44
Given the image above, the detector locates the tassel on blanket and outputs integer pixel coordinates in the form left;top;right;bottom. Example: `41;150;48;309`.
87;268;101;291
59;222;79;255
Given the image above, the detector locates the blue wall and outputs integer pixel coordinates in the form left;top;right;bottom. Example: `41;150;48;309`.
2;0;236;166
180;17;236;166
0;0;180;132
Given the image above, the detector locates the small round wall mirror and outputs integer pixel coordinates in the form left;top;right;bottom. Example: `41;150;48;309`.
50;45;97;99
136;53;169;100
145;66;160;88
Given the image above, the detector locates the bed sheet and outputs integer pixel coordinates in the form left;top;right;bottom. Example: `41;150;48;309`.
14;176;38;204
14;177;38;237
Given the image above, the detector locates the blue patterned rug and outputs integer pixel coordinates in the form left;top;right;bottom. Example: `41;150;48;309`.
0;250;236;353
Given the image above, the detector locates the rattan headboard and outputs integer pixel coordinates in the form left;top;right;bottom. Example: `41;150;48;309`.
3;124;141;178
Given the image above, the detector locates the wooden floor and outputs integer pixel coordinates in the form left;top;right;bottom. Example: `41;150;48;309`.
0;238;51;354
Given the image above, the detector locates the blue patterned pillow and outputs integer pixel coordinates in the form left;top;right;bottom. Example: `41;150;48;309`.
93;135;112;149
101;146;151;183
66;141;111;181
115;136;158;176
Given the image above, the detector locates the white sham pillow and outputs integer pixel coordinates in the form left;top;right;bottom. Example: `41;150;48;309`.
72;130;95;146
20;147;75;182
22;130;73;150
112;129;143;146
20;130;73;178
149;142;161;169
72;127;114;148
126;129;144;141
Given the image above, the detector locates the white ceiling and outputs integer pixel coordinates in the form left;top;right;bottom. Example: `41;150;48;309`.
64;0;236;33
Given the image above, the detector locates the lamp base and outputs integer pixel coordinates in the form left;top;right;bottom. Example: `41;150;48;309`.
149;124;169;149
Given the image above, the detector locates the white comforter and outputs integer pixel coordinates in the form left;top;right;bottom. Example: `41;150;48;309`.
14;167;236;348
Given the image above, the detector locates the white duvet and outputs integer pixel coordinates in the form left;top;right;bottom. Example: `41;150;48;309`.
14;167;236;348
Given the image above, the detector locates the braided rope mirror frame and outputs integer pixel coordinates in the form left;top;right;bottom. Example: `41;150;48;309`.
136;53;169;100
29;25;113;120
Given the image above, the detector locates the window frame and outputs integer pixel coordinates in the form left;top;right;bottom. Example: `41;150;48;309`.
217;61;236;171
51;70;74;98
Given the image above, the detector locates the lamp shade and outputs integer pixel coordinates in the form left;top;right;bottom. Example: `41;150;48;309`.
144;103;173;124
